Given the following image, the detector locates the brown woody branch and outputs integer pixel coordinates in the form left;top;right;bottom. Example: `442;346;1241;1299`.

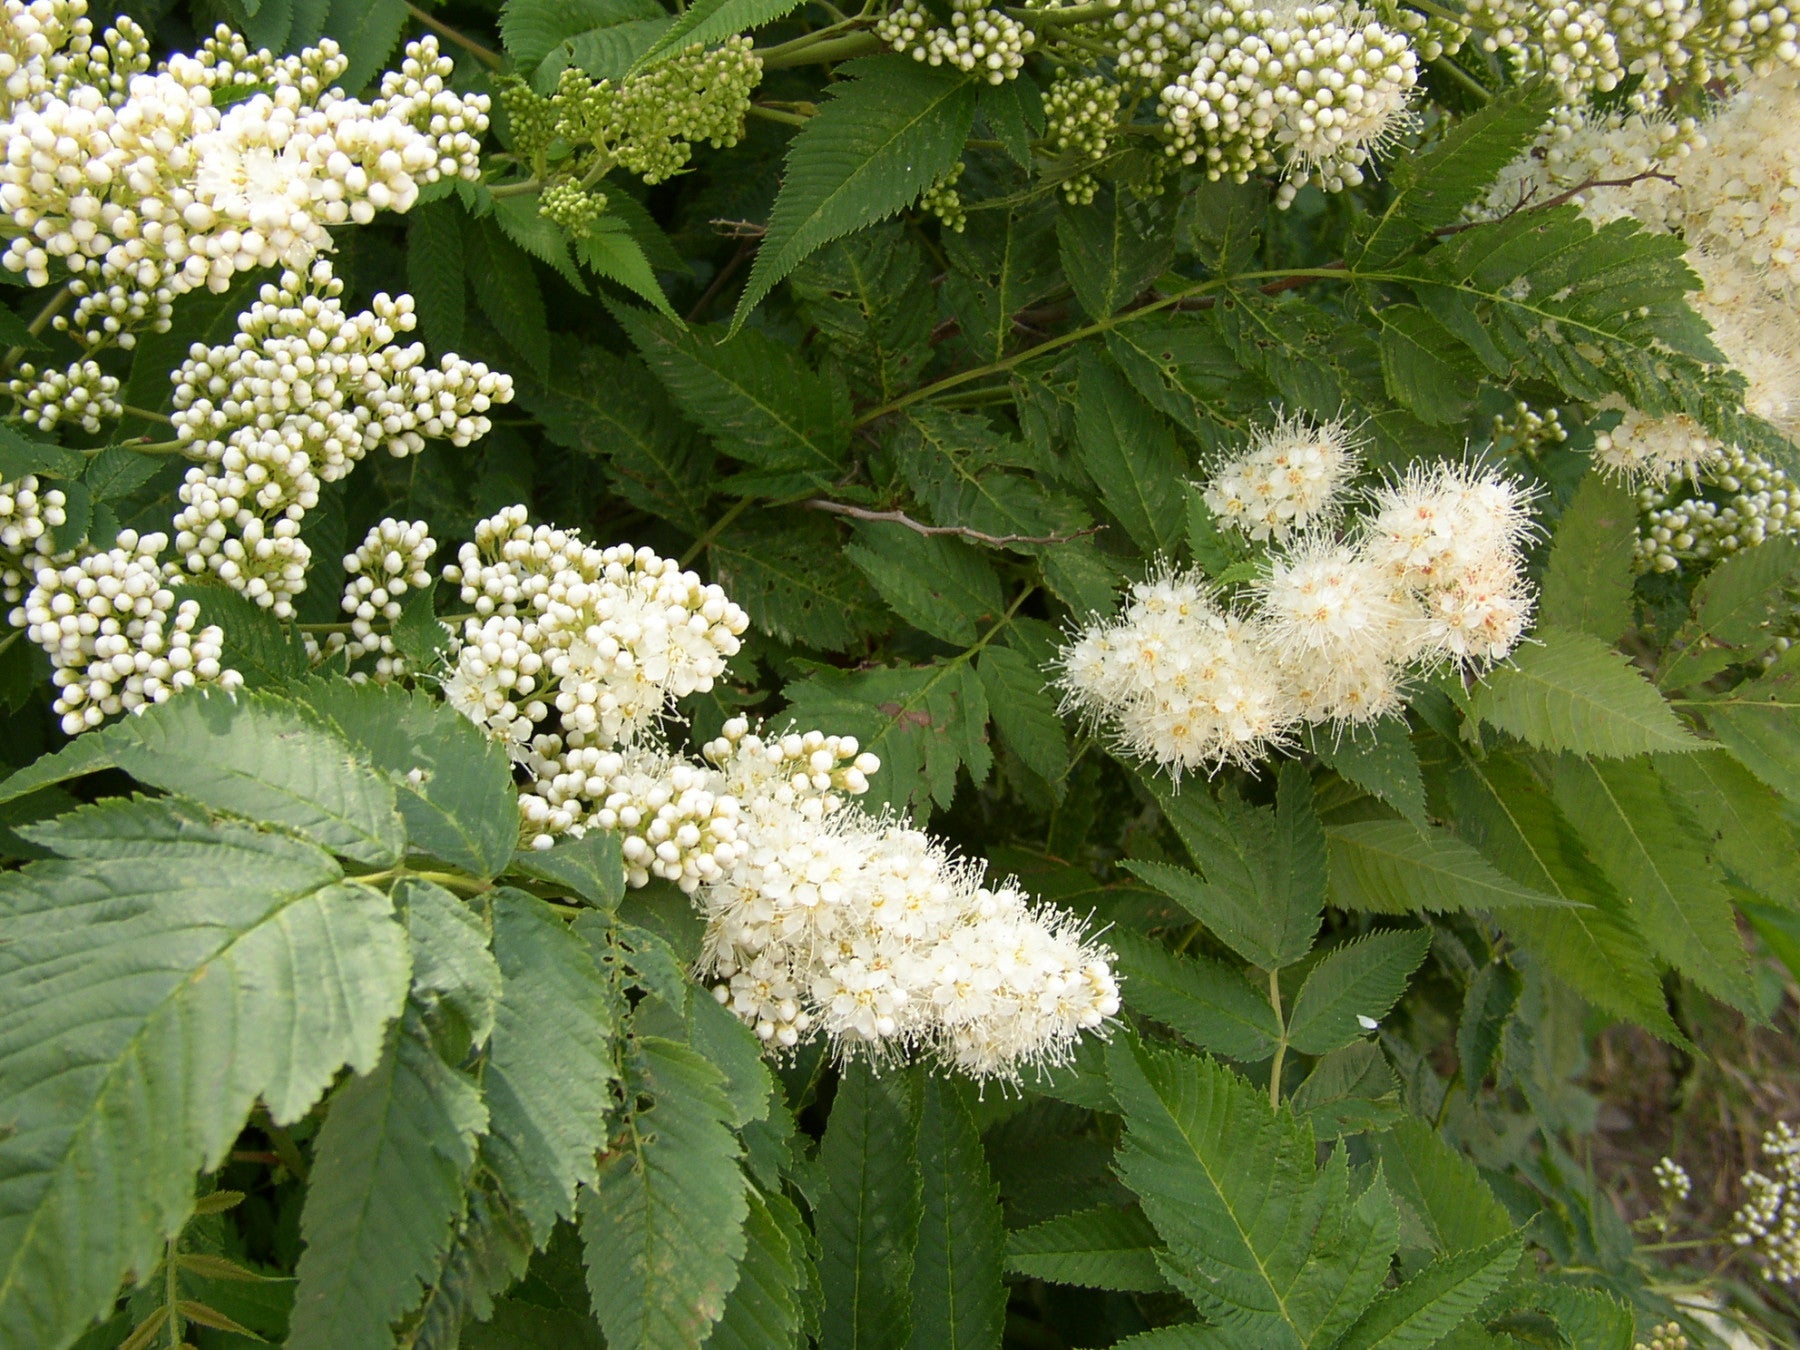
806;498;1103;547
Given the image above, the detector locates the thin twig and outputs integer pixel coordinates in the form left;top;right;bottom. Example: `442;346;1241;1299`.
711;218;767;239
806;498;1103;547
688;238;758;322
2;282;72;373
406;3;503;68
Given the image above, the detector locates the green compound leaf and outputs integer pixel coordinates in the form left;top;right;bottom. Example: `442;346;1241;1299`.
976;642;1070;785
713;514;884;650
288;679;519;879
908;1076;1005;1350
581;1035;749;1350
1107;1039;1399;1347
816;1062;925;1350
1467;627;1701;758
0;797;409;1350
1371;1118;1515;1259
1286;928;1432;1055
734;56;976;330
709;1187;810;1350
1326;819;1568;913
1005;1205;1172;1294
0;688;405;866
288;1010;487;1350
483;890;618;1246
1056;187;1176;322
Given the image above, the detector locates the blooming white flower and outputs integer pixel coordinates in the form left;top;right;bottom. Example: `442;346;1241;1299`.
1592;403;1725;486
1201;415;1360;542
1732;1120;1800;1284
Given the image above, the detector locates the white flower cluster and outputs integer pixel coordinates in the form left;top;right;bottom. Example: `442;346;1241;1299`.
1044;72;1122;205
1476;105;1697;230
168;262;510;619
690;718;1119;1080
438;507;1121;1081
1732;1120;1800;1284
6;355;118;432
880;0;1035;82
0;470;66;603
1058;443;1537;775
0;0;489;352
1201;415;1360;541
1636;444;1799;572
15;528;241;733
1653;1155;1693;1203
1593;402;1724;485
333;517;435;680
1156;0;1417;204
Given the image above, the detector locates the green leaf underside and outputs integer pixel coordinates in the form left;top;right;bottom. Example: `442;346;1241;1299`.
0;798;408;1350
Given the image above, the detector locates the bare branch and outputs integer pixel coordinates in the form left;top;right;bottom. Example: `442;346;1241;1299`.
806;498;1104;548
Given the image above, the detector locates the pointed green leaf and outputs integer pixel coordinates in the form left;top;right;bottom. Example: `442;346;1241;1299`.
1654;749;1800;904
484;890;617;1245
508;830;627;909
581;1035;749;1350
1540;471;1638;643
1371;1118;1515;1258
1332;1231;1522;1350
1457;959;1522;1095
289;1010;487;1349
1468;628;1700;757
0;689;405;865
0;799;409;1350
579;222;678;318
1109;930;1280;1061
287;679;519;879
816;1061;924;1350
734;57;976;328
977;643;1070;784
1056;188;1175;321
846;521;1003;646
1326;819;1568;913
407;199;466;350
709;1187;808;1350
401;878;501;1050
1287;929;1431;1056
1073;353;1187;556
908;1077;1005;1350
1306;721;1427;828
1686;648;1800;802
628;0;803;72
1551;754;1755;1010
1377;305;1480;424
1660;536;1800;691
1005;1206;1171;1293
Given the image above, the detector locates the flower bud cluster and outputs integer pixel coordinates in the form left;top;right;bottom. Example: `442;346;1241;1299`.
0;0;150;118
0;11;489;352
338;517;434;678
1653;1155;1692;1203
1732;1120;1800;1284
17;528;241;733
1636;445;1799;572
441;507;751;835
7;356;119;432
168;262;509;619
438;510;1121;1082
540;179;606;236
550;38;762;187
1059;443;1537;773
885;1;1036;83
1044;72;1122;204
920;161;967;231
1488;400;1568;456
1156;0;1418;204
1463;0;1799;102
1201;414;1359;541
0;471;67;603
1476;106;1697;229
1634;1325;1689;1350
1108;0;1201;84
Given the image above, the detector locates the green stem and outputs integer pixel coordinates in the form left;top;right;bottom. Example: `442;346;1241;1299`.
758;28;886;69
488;177;543;198
406;3;504;68
853;267;1346;427
120;405;173;425
1005;0;1115;23
1430;55;1491;102
1637;1238;1727;1253
748;103;813;127
2;282;72;373
165;1234;182;1349
1267;968;1288;1110
109;438;190;456
679;497;756;568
